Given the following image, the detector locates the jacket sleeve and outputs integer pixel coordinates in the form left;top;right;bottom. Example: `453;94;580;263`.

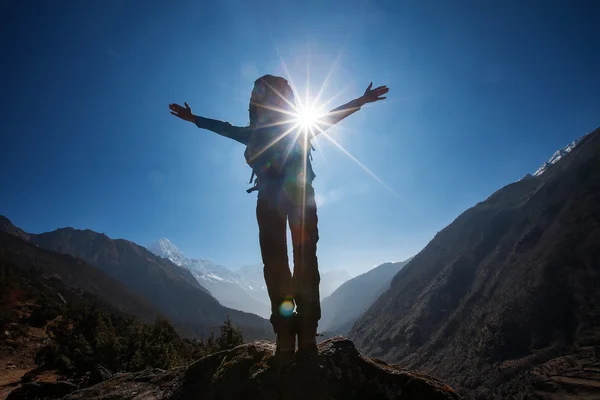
312;98;362;136
194;116;250;145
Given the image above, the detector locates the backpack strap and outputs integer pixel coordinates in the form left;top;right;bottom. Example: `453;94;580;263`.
246;171;259;193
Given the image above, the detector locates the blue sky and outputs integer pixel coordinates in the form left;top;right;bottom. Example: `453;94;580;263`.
1;0;599;276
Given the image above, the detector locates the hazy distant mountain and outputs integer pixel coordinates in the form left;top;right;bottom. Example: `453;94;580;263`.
148;239;270;318
320;269;352;300
237;264;267;292
236;263;351;303
319;259;411;335
0;220;272;340
351;128;600;398
237;264;270;306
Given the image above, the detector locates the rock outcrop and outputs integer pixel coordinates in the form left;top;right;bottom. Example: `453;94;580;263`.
62;337;460;400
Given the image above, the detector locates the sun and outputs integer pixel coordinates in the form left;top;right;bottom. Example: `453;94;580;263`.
295;104;322;130
269;50;403;203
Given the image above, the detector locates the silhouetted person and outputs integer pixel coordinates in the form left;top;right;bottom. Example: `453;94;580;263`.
169;75;388;362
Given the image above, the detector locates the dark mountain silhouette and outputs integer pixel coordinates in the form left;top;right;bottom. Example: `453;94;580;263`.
54;337;460;400
0;219;272;341
0;232;162;322
0;216;29;241
350;128;600;399
319;259;411;335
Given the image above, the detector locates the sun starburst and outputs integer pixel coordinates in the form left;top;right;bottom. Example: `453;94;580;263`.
253;49;402;203
293;103;330;136
295;104;320;129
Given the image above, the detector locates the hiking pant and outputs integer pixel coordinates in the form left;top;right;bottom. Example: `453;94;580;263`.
256;183;321;334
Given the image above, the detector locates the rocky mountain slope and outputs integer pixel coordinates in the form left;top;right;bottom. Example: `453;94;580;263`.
0;232;249;400
0;220;272;341
0;232;162;323
350;128;600;398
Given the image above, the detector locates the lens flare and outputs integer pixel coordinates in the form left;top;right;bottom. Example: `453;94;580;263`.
279;299;295;317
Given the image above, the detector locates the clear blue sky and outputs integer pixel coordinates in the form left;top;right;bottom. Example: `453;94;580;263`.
1;0;599;276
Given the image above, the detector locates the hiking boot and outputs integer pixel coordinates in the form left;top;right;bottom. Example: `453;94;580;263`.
275;329;296;365
296;321;318;360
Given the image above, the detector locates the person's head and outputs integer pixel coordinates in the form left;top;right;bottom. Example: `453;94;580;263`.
249;75;296;128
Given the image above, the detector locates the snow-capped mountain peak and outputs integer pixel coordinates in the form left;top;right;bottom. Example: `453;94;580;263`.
147;238;189;267
146;239;271;318
533;136;585;177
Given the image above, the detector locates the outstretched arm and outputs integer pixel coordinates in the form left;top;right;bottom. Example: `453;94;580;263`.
169;102;250;145
313;82;389;136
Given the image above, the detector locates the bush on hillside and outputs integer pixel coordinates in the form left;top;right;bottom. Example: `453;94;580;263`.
35;304;244;378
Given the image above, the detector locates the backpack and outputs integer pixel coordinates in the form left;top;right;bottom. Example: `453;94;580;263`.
244;74;315;193
244;126;315;193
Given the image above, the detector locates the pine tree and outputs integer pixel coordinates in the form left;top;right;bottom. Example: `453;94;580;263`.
216;315;244;351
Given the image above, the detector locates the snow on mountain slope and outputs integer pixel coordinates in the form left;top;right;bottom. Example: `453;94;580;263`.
533;136;585;176
237;264;270;306
147;238;189;267
147;239;270;318
148;240;351;318
187;259;256;294
238;265;266;289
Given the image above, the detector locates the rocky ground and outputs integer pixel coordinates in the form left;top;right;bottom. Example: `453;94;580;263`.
6;337;460;400
0;326;58;400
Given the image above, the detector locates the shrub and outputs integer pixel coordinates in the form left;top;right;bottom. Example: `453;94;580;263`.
35;305;244;378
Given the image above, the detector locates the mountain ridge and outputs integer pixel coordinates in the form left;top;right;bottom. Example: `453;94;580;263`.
147;238;270;318
147;238;352;318
0;219;273;341
350;128;600;398
320;258;411;334
0;231;163;323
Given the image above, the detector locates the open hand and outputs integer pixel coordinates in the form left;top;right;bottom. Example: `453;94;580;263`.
358;83;389;106
169;102;195;123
